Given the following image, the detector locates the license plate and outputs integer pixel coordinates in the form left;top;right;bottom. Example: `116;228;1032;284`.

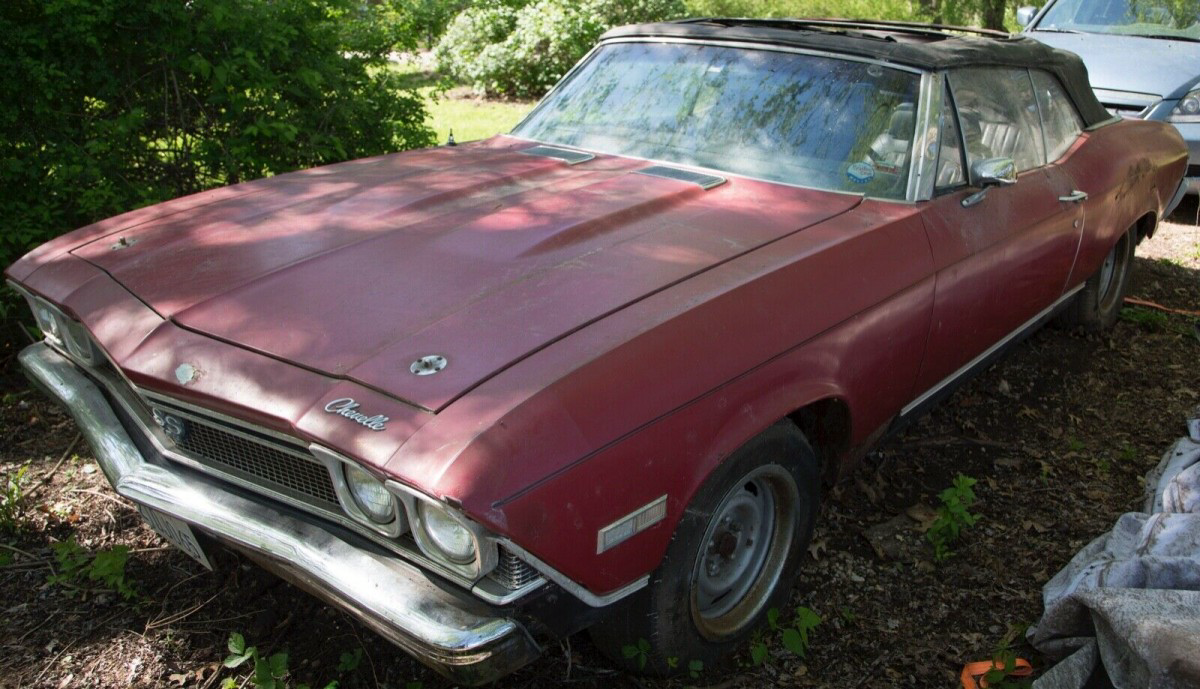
138;506;212;570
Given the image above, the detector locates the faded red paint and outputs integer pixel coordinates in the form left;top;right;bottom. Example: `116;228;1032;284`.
6;116;1187;596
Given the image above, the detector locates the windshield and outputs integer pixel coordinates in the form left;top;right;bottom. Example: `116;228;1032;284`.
1036;0;1200;39
511;42;922;200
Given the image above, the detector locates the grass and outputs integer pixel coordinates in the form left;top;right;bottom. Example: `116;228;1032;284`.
390;60;535;145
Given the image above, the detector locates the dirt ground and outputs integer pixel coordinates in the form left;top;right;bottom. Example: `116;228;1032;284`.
1;200;1197;689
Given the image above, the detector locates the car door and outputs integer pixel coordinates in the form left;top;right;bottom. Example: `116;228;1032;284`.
1030;69;1091;291
910;68;1084;402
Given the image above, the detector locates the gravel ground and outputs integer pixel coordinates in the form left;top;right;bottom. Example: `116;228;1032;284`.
1;201;1197;689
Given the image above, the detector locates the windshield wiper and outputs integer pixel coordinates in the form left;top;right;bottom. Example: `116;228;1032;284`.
1123;32;1200;42
1033;27;1084;33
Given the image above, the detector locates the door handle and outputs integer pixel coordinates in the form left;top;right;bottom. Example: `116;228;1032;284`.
1058;190;1088;202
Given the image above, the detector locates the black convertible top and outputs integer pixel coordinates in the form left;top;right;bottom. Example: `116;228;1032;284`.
601;18;1113;127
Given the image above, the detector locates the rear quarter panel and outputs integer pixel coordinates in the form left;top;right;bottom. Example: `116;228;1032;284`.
1064;118;1188;286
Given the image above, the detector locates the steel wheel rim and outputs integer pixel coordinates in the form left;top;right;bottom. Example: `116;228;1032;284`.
1097;233;1130;310
690;465;800;640
1097;244;1117;302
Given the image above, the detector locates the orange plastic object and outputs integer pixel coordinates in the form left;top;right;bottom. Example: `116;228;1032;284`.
960;657;1033;689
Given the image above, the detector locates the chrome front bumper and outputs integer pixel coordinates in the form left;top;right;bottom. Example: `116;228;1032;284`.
19;343;541;685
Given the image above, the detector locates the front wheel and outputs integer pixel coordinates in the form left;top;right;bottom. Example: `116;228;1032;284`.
589;422;819;675
1057;227;1136;331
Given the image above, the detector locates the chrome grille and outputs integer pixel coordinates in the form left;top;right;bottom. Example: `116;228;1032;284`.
153;404;341;511
488;546;541;590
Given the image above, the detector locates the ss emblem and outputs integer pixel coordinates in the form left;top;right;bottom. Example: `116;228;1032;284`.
151;409;188;443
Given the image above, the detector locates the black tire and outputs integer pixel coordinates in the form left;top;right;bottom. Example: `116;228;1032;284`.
1057;227;1136;331
589;421;820;676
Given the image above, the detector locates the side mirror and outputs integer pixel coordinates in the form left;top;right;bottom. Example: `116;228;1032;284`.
1016;6;1039;27
972;157;1017;187
962;158;1016;207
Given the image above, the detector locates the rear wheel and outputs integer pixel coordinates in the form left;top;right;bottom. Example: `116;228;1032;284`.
589;422;819;675
1058;227;1135;331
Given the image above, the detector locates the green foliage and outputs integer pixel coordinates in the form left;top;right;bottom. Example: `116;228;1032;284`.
0;0;434;277
927;473;981;561
435;0;686;99
222;633;364;689
222;632;295;689
750;605;822;664
621;637;651;670
682;0;1017;31
981;650;1033;689
684;0;925;22
0;464;30;534
335;649;362;674
1119;306;1171;330
47;537;137;599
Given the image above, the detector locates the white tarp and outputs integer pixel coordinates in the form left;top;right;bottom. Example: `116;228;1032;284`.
1029;408;1200;689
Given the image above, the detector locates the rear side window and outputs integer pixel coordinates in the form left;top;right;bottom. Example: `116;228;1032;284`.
1031;70;1084;161
948;68;1046;174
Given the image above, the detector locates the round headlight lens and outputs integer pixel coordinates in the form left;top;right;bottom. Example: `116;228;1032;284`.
344;464;396;524
30;297;61;343
418;502;476;564
61;318;98;366
1169;89;1200;122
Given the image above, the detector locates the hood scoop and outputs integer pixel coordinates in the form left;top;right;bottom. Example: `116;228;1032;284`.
636;165;727;190
519;145;595;165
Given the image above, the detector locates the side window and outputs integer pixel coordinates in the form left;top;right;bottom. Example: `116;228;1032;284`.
947;68;1046;175
1031;70;1084;162
935;81;966;191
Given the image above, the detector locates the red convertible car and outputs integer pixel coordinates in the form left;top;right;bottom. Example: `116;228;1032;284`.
6;18;1189;684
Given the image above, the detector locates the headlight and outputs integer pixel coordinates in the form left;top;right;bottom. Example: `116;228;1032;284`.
60;317;99;366
26;294;62;345
1169;88;1200;123
418;502;476;564
14;284;101;366
344;464;397;524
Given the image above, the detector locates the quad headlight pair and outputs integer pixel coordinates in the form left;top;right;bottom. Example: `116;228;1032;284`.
314;447;485;573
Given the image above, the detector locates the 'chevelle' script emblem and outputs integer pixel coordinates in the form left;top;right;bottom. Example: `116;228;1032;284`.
324;398;389;431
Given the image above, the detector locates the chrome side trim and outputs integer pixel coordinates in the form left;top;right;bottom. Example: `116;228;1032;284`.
498;538;649;608
900;284;1084;417
18;343;541;685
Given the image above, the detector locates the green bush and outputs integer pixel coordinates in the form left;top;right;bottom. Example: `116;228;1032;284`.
435;0;686;99
684;0;924;22
0;0;435;278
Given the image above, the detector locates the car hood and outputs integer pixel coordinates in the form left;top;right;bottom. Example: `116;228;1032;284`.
72;138;860;412
1026;30;1200;99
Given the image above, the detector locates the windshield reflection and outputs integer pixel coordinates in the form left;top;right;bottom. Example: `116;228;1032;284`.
1037;0;1200;39
512;42;921;200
